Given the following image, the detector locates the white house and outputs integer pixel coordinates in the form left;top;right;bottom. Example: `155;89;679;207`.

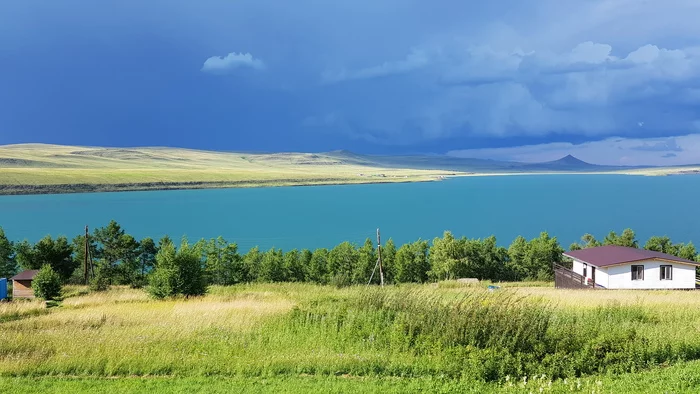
563;245;699;290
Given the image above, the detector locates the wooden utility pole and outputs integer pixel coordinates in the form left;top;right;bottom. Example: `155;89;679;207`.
377;228;384;287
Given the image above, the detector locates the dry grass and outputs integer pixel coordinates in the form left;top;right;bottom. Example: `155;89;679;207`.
0;299;46;322
512;287;700;308
0;286;296;376
0;144;456;193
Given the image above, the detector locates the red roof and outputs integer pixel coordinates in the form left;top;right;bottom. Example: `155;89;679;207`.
10;270;39;281
564;245;700;267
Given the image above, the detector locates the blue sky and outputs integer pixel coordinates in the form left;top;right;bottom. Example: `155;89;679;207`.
2;0;700;165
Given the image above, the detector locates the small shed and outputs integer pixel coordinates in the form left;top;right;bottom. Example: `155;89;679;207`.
10;270;39;299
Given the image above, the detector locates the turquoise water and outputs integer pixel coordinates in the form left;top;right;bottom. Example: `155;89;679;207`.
0;175;698;251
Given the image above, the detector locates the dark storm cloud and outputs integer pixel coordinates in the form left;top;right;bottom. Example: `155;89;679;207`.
2;0;700;164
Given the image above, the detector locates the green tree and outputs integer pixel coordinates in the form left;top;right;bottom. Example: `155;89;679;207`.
0;227;16;279
32;265;62;300
284;249;305;282
568;233;602;251
429;231;464;281
89;262;111;292
307;248;329;284
158;235;174;252
644;236;678;255
137;238;158;284
506;236;529;281
568;243;582;252
677;242;697;261
222;243;245;284
525;232;564;281
355;239;377;284
603;229;638;248
15;236;76;282
300;249;313;278
204;237;243;285
382;239;397;284
474;236;508;281
148;241;177;299
328;242;359;286
259;248;286;282
148;237;206;298
394;240;430;283
242;247;263;282
93;221;141;285
507;233;563;281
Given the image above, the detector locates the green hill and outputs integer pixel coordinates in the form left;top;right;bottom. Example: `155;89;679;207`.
0;144;697;195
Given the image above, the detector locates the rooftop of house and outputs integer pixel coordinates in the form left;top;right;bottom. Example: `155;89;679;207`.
10;270;40;281
563;245;700;268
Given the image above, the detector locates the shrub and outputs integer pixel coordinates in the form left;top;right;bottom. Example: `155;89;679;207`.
148;238;206;299
89;266;111;292
32;265;62;300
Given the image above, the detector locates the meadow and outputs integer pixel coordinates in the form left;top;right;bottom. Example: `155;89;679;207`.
0;144;455;194
2;143;698;195
2;282;700;393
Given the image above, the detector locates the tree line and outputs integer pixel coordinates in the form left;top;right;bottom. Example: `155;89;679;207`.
0;222;698;298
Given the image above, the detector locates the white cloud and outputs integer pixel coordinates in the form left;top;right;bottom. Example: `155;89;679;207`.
317;39;700;141
568;41;615;64
447;134;700;166
201;52;265;73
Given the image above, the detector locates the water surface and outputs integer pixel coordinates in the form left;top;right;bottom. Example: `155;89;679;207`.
0;175;698;251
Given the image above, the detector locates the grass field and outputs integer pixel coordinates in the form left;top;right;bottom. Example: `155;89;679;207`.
2;144;698;195
0;144;456;195
2;283;700;393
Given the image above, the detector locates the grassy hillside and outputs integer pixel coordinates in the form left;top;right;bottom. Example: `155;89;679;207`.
1;144;698;195
0;144;457;195
2;283;700;393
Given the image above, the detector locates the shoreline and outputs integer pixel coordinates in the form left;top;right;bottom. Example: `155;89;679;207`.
0;177;442;197
0;169;697;197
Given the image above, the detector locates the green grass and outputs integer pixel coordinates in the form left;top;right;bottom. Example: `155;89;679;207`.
2;364;700;394
2;283;700;392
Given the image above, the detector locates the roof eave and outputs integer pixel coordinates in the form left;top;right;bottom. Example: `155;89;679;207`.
563;254;700;268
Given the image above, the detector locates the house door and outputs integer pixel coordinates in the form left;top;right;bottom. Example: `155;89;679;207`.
591;267;596;287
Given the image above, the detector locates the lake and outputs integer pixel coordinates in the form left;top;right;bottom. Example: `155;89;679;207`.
0;174;699;251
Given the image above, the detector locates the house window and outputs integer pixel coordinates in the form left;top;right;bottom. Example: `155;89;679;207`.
582;263;587;278
660;265;673;280
631;265;644;281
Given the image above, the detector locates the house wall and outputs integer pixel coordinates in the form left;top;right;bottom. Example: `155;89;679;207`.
571;259;609;288
572;259;585;277
606;260;696;289
12;280;34;298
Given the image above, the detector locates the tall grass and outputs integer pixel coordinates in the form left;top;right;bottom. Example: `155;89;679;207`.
0;299;47;323
1;284;700;384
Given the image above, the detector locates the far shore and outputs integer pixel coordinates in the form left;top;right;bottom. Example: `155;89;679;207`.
1;144;698;197
1;167;698;197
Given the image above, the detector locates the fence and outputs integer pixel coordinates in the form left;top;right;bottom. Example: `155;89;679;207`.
553;262;597;289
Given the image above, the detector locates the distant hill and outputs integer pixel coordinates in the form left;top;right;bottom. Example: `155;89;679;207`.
325;151;634;173
518;154;614;171
1;144;696;196
536;155;598;168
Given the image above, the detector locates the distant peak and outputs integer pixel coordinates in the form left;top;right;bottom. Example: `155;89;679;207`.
539;154;598;168
553;154;587;163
